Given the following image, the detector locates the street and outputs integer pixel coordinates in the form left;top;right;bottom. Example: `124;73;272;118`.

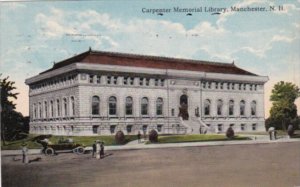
2;142;300;187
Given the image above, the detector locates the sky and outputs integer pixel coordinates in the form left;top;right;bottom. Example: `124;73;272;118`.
0;0;299;118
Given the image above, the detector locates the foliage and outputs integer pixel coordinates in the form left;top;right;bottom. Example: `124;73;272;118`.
1;75;30;143
148;129;158;143
115;131;125;145
268;81;300;130
226;127;235;139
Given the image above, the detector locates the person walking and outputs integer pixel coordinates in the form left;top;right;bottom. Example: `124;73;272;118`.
137;131;141;143
100;142;104;159
92;141;96;158
22;143;29;164
96;140;101;160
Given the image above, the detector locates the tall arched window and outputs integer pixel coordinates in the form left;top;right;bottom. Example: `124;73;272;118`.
204;99;211;115
39;102;42;118
125;96;133;115
229;100;234;116
92;96;100;115
63;98;68;116
217;99;223;115
70;96;75;116
33;103;37;119
156;98;163;115
109;96;117;115
240;100;245;116
251;101;256;116
57;99;60;117
141;97;149;115
50;100;54;117
44;101;48;118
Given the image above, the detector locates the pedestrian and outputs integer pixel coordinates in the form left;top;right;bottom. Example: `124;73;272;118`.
137;131;141;143
100;142;104;159
22;143;29;164
96;140;100;160
92;141;96;158
268;127;275;140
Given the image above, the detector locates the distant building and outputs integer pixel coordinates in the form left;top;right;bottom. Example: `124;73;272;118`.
25;49;268;136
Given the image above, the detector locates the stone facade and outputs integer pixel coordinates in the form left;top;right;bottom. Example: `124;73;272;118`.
25;50;268;136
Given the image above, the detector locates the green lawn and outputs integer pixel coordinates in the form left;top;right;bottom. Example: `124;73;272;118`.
1;134;138;150
150;134;250;144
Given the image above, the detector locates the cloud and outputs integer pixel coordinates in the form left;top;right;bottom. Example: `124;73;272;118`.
2;2;300;116
271;35;295;43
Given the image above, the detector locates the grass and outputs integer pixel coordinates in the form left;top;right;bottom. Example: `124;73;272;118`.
148;134;251;144
1;134;138;150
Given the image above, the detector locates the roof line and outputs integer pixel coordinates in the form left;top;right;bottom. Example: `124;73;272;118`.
88;49;235;67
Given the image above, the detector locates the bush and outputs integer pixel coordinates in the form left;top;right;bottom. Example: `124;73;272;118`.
149;129;158;143
115;131;125;145
287;125;294;137
226;127;235;139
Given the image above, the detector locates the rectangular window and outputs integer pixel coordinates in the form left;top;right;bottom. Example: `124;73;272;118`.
202;82;206;89
110;125;116;134
252;124;257;131
232;83;235;90
218;124;223;132
227;83;230;90
96;75;101;84
92;125;99;134
216;83;219;89
157;125;163;132
127;125;132;133
123;77;128;85
89;75;94;83
155;79;159;86
161;79;165;86
113;76;117;85
107;76;111;84
241;124;245;131
140;78;143;86
129;77;134;85
145;78;150;86
220;83;223;89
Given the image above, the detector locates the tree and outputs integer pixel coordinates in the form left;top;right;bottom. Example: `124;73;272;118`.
268;81;300;130
1;75;20;144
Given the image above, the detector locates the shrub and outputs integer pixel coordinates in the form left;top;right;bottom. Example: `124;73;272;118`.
226;127;235;139
287;125;294;137
115;131;125;144
149;129;158;143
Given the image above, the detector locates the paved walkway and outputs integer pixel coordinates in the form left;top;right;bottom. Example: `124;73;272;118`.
2;135;299;156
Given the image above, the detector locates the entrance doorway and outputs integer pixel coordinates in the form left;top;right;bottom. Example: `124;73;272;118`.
179;95;189;120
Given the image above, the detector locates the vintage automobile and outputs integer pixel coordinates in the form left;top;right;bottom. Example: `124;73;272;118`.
33;135;86;156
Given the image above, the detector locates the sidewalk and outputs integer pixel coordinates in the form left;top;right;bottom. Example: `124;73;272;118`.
2;136;300;156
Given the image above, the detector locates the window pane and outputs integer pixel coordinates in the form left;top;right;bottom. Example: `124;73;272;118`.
126;97;133;115
109;96;117;115
92;96;100;115
141;97;148;115
156;98;163;115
